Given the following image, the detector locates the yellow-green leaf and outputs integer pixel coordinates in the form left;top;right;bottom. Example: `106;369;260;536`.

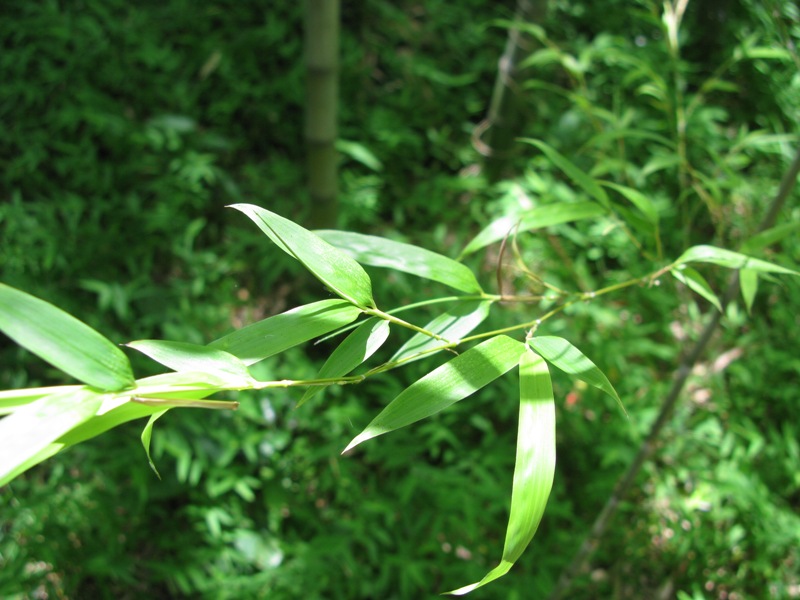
740;268;759;315
672;266;723;312
674;245;799;276
127;340;254;385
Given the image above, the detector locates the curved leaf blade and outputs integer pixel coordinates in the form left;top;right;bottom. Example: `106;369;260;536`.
672;266;722;312
209;300;362;366
141;409;170;479
298;318;391;406
0;283;135;391
739;268;759;315
448;349;555;595
600;181;659;224
674;245;800;276
344;335;525;452
230;204;376;308
127;340;253;384
460;202;605;258
528;336;625;415
317;230;483;294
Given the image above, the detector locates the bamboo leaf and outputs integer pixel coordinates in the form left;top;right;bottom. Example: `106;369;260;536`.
448;350;555;595
0;385;82;415
740;222;800;254
674;245;800;275
141;410;170;479
0;388;105;486
209;299;362;366
298;319;391;406
460;202;605;258
740;268;759;315
389;301;491;364
600;181;659;224
229;204;375;308
344;336;525;452
521;139;610;208
317;230;483;294
528;336;625;414
126;340;254;384
672;266;723;312
0;283;135;391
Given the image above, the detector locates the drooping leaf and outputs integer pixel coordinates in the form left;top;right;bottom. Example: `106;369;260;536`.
528;336;625;414
141;410;170;479
298;319;391;406
317;230;483;294
229;204;375;308
521;139;610;208
600;181;659;224
343;336;525;452
674;245;800;276
460;202;605;258
209;299;362;366
739;268;759;315
389;301;492;364
0;388;105;486
448;350;555;595
126;340;254;385
672;266;723;312
0;283;135;391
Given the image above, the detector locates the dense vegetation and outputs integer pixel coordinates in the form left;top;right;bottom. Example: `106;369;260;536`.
1;1;799;598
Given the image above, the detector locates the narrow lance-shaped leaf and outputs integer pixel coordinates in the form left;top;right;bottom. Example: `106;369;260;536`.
317;230;483;294
672;266;722;312
674;245;800;276
126;340;254;385
528;336;625;415
740;222;800;254
739;268;759;315
344;335;525;452
229;204;376;308
0;385;82;415
0;283;135;391
460;202;605;258
390;300;491;364
298;318;391;406
0;389;105;486
141;409;170;479
209;299;362;366
600;181;659;224
448;350;555;595
521;139;610;208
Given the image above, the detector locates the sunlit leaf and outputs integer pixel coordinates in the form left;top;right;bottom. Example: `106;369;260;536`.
675;245;800;276
317;230;483;294
0;388;105;486
141;409;169;479
389;301;491;364
448;350;555;595
672;266;723;312
230;204;375;308
127;340;254;385
740;268;759;315
528;336;625;414
209;299;362;366
298;318;391;406
0;385;82;415
460;202;605;258
0;283;135;391
344;336;525;452
336;139;383;171
600;181;659;224
521;139;610;208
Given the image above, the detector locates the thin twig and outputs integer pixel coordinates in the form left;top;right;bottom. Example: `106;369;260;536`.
547;143;800;600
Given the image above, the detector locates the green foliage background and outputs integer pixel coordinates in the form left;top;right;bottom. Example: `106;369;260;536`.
1;0;799;598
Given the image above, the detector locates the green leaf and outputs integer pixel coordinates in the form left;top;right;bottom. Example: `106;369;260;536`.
0;388;105;486
448;350;555;595
209;299;362;366
521;139;610;208
672;266;723;312
126;340;254;385
0;283;135;391
740;222;800;254
600;181;659;224
344;335;525;452
0;385;82;415
298;318;391;406
740;268;759;315
141;410;170;479
229;204;375;308
335;139;383;171
527;336;625;414
460;202;606;258
389;301;491;364
674;245;800;275
317;230;483;294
